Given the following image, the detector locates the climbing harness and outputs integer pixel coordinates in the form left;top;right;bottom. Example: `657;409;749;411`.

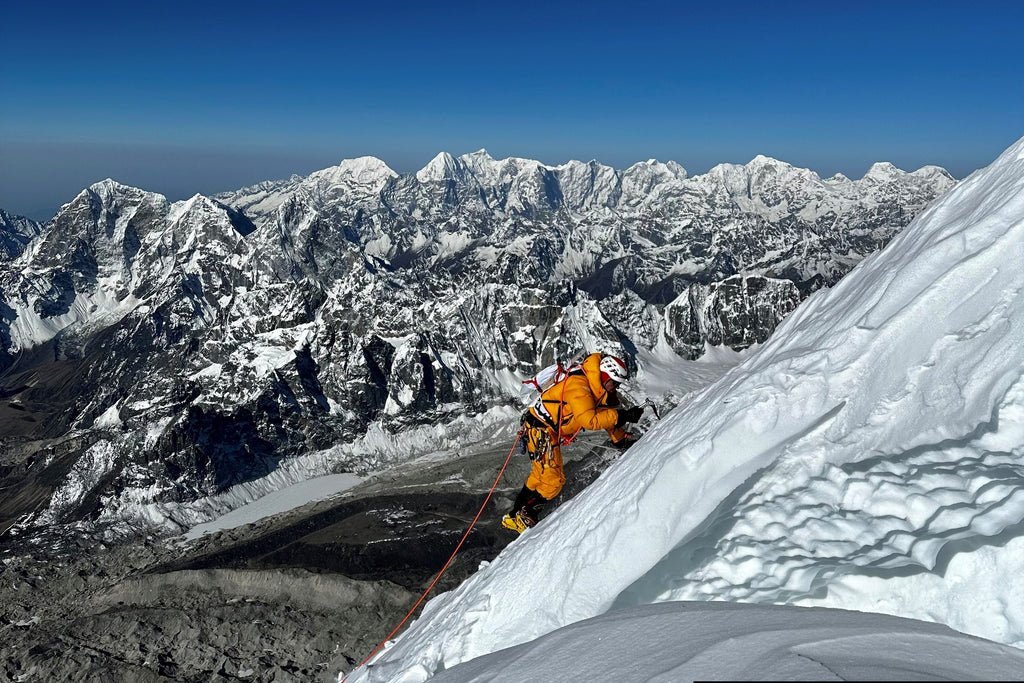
522;421;551;462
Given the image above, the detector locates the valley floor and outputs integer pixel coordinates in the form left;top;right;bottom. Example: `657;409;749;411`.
0;428;632;682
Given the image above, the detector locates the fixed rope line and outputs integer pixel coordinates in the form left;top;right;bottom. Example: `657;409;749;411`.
343;429;524;682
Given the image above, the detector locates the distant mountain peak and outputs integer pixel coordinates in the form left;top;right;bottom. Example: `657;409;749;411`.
303;156;398;196
910;165;956;181
335;155;397;179
168;193;227;222
416;151;462;183
748;153;784;166
863;161;905;181
88;177;143;195
83;178;167;209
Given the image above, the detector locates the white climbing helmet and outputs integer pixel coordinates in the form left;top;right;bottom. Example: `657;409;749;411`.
599;355;629;386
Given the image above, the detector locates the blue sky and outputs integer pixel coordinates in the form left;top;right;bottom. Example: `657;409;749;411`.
2;0;1021;220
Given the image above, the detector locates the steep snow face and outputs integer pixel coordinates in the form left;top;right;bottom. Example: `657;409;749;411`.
343;139;1023;683
619;159;687;207
553;160;621;211
297;157;398;208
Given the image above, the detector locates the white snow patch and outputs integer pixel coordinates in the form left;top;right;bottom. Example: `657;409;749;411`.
92;405;123;430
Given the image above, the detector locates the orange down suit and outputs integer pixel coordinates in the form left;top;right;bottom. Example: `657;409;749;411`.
524;353;629;499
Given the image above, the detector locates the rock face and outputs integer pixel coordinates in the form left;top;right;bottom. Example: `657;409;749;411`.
0;209;41;260
664;275;803;357
0;152;955;543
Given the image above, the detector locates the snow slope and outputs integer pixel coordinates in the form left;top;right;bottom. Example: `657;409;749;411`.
343;135;1024;683
429;602;1024;682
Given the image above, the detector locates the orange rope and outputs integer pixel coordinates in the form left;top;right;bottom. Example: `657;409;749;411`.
555;368;571;446
343;429;524;682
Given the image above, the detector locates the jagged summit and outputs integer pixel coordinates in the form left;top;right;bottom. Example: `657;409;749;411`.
0;208;41;259
461;148;494;161
209;152;954;224
624;158;687;177
88;177;133;192
85;177;166;202
747;153;786;167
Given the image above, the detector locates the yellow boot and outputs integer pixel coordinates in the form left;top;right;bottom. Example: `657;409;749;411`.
501;513;528;534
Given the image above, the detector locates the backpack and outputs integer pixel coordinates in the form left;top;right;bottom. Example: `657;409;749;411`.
521;362;569;395
519;353;586;397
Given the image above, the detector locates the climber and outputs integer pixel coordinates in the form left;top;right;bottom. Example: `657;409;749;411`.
502;353;643;534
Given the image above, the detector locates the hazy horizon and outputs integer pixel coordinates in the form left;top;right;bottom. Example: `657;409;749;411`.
3;0;1021;222
0;138;999;222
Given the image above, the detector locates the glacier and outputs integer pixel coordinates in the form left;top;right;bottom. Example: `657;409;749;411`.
342;137;1024;682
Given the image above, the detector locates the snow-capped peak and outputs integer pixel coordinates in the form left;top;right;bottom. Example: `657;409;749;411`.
88;177;131;194
300;156;399;199
335;156;398;183
624;158;687;179
910;164;956;182
166;193;206;222
461;148;495;163
747;153;785;168
166;193;236;231
86;178;166;206
619;159;687;205
862;161;906;182
415;151;461;183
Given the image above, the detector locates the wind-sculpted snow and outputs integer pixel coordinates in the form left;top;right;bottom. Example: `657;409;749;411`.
615;377;1024;617
342;139;1023;683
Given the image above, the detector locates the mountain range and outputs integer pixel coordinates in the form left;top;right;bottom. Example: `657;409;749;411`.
0;151;956;545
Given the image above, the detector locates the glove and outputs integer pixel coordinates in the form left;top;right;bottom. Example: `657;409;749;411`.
615;405;644;428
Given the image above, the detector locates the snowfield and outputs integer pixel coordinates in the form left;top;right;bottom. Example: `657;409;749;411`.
343;136;1024;683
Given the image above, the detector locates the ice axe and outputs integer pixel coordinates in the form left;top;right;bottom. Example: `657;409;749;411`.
640;399;662;420
619;389;662;420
